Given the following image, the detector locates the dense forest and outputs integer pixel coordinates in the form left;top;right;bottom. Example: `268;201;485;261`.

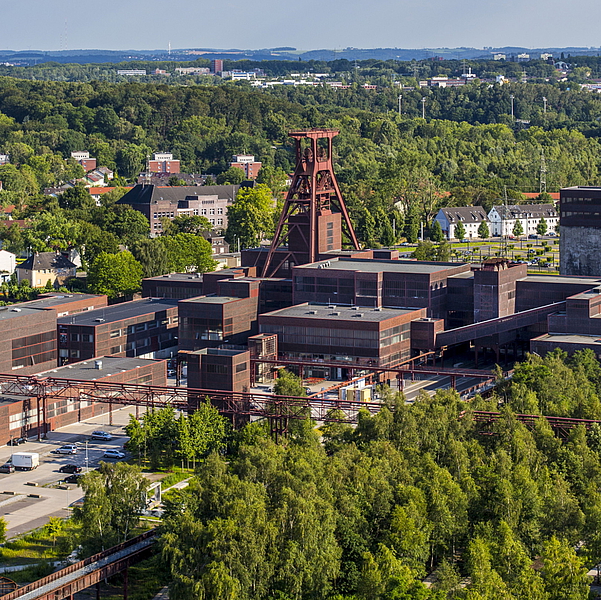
1;73;601;256
154;349;601;600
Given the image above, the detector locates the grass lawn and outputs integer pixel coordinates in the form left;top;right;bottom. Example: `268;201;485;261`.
0;519;81;568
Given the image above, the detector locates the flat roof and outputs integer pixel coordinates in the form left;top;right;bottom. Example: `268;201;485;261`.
521;275;601;285
57;298;179;326
0;357;165;405
295;258;467;274
0;305;47;322
37;356;164;381
180;295;240;305
533;333;601;346
20;294;104;310
144;273;204;282
261;302;421;322
449;271;475;280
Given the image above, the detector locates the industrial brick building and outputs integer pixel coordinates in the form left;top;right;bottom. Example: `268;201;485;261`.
184;347;251;393
0;356;166;445
0;305;58;374
560;186;601;276
292;258;471;318
178;293;259;352
259;303;427;376
57;298;179;364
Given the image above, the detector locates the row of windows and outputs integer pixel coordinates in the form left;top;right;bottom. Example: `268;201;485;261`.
562;197;597;203
109;318;174;338
12;349;56;369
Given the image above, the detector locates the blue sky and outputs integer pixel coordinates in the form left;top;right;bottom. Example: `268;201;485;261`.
3;0;601;52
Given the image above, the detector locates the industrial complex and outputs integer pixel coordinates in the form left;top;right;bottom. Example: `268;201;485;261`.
2;130;601;444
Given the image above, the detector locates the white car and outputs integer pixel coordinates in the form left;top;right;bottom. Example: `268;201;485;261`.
103;449;125;459
56;445;78;455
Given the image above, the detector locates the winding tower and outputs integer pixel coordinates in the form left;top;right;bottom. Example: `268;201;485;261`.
261;129;360;277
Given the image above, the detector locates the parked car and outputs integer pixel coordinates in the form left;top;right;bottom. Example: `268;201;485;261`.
0;463;15;474
8;437;26;446
64;473;83;484
528;234;539;239
58;464;82;474
103;449;125;459
90;430;112;441
55;445;78;455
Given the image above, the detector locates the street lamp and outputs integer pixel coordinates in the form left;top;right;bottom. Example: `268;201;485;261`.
510;94;515;119
398;94;402;116
421;97;426;119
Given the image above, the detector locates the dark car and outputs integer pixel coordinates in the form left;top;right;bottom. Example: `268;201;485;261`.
0;463;15;474
58;464;82;474
64;473;83;484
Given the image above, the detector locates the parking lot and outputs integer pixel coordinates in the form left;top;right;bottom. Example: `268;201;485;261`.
0;406;141;538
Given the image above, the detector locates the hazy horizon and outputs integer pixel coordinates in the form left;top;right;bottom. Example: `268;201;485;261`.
4;0;601;54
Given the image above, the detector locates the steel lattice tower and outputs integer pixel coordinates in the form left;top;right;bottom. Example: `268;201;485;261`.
262;129;360;277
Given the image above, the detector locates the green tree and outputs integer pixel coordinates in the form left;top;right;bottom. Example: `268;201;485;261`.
0;516;7;544
537;217;548;236
163;215;213;236
454;220;466;240
177;402;229;468
430;220;444;242
478;220;490;239
87;251;143;299
540;536;590;600
44;516;64;546
58;184;95;211
161;233;216;273
216;166;246;185
130;238;171;278
74;462;147;553
513;219;524;237
225;184;275;250
274;369;306;397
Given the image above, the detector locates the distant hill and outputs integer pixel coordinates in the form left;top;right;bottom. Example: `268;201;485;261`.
1;46;599;66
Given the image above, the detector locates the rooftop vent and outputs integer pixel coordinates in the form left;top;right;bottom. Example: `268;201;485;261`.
308;310;318;314
374;307;382;311
10;308;21;312
330;312;341;316
94;318;105;322
94;360;103;370
354;313;364;318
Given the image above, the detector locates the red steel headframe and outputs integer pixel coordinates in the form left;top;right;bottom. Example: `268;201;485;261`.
262;129;360;277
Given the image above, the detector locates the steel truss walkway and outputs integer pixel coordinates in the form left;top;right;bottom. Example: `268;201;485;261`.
0;530;158;600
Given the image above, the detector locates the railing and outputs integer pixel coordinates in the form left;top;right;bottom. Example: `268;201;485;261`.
0;530;158;600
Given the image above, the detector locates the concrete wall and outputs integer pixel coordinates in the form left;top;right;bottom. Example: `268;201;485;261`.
560;226;601;276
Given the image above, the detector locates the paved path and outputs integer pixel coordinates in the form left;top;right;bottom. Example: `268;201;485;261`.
0;406;144;539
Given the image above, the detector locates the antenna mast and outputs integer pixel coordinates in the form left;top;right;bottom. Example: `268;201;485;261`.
539;151;547;194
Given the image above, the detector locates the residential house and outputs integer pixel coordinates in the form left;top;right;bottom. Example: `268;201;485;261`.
488;204;558;237
16;252;77;287
434;207;490;239
0;250;16;280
